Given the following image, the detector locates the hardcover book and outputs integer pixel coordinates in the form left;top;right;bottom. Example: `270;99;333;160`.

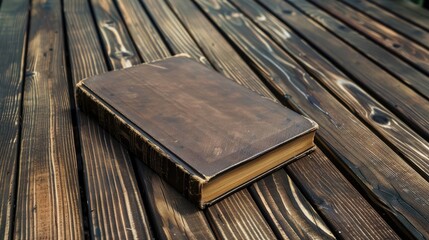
76;55;318;208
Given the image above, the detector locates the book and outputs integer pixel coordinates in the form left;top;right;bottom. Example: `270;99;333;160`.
76;55;318;208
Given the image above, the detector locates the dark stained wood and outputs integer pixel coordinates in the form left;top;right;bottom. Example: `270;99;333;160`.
166;0;275;99
0;0;29;238
207;190;277;239
369;0;429;32
282;0;429;100
340;0;429;50
85;0;216;237
64;0;153;238
135;162;215;239
287;149;399;239
89;0;140;69
140;0;209;65
114;0;170;62
250;170;335;239
165;0;397;238
308;0;429;77
233;0;429;185
195;0;429;238
260;0;429;141
13;0;83;238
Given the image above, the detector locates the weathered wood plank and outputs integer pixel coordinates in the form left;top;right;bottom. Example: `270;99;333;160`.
308;0;429;77
87;0;216;238
282;0;429;100
13;0;83;238
139;0;209;65
206;190;276;239
135;162;215;240
250;170;334;239
64;0;153;238
233;0;429;187
114;0;170;62
195;0;429;238
89;0;140;69
0;0;29;238
260;0;429;141
340;0;429;49
167;0;399;238
369;0;429;32
139;1;278;238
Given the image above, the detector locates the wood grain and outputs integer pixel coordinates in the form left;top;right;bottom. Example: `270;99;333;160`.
195;0;429;237
0;0;29;238
369;0;429;32
233;0;429;186
64;0;153;238
340;0;429;50
89;0;140;69
114;0;170;62
168;0;397;238
283;0;429;100
140;0;209;65
250;170;335;239
308;0;429;77
135;161;215;240
13;0;83;238
260;0;429;141
207;190;277;239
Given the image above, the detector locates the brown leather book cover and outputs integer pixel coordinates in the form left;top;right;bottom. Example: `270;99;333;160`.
76;55;317;208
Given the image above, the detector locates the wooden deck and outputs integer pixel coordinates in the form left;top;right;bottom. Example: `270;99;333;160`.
0;0;428;239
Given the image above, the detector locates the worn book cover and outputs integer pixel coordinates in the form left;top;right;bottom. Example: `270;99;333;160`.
76;55;318;208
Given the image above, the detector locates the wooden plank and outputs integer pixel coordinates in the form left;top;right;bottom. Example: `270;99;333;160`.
135;162;215;239
13;0;83;238
369;0;429;32
64;0;153;238
139;0;209;65
114;0;170;62
206;190;276;239
282;0;429;100
89;0;140;69
259;0;429;141
340;0;429;49
165;0;393;238
233;0;429;186
308;0;429;77
195;0;429;238
0;0;29;238
250;170;334;239
87;0;216;238
139;1;278;238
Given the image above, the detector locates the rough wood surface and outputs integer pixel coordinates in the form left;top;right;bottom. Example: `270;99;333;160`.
13;0;83;238
64;0;153;238
308;0;429;77
233;0;429;184
135;162;215;240
207;190;277;239
284;0;429;100
140;0;209;65
89;0;140;69
0;0;29;238
250;170;335;239
195;0;429;238
369;0;429;32
261;0;429;141
166;0;396;238
340;0;429;49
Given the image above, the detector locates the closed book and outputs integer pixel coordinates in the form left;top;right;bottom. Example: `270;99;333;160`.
76;55;318;208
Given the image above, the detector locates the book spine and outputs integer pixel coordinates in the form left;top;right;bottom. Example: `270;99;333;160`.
76;85;204;207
